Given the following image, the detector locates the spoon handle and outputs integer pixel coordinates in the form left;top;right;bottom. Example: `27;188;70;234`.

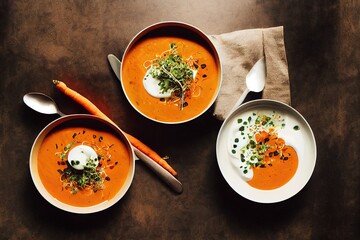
133;147;183;193
228;88;250;116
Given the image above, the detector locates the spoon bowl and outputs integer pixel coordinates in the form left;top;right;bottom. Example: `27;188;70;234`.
23;92;64;116
246;57;266;93
228;57;266;114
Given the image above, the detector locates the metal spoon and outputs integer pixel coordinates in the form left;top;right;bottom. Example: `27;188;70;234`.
228;57;266;114
23;92;65;116
23;92;183;193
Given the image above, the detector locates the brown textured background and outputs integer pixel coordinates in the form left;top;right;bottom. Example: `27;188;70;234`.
0;0;359;239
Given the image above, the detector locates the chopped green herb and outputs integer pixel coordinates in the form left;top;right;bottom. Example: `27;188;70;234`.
230;111;292;174
55;141;75;160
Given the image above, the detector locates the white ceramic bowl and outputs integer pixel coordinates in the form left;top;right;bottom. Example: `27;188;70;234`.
29;114;135;214
216;99;317;203
119;21;222;124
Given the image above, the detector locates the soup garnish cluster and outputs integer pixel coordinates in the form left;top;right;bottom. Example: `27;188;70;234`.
37;124;131;207
228;111;300;190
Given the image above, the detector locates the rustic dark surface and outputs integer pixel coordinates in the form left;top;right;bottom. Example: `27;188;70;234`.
0;0;359;239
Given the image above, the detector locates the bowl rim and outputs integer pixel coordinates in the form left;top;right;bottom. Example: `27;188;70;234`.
29;114;136;214
216;99;317;203
120;20;223;124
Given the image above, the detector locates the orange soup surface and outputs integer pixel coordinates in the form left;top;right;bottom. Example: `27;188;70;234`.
247;132;298;190
122;34;220;122
37;124;131;207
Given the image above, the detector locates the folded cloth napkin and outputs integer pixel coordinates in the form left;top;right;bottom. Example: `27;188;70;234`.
209;26;291;121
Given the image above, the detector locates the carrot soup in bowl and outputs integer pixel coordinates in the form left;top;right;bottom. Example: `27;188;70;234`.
216;100;317;203
30;114;135;214
120;21;222;124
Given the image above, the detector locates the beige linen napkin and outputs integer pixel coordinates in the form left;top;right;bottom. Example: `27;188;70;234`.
209;26;291;120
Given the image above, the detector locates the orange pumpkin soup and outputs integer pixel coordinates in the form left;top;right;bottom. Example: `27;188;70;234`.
37;121;131;207
247;131;298;190
121;28;220;123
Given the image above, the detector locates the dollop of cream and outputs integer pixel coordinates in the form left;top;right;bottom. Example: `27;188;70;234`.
143;69;172;98
67;145;98;170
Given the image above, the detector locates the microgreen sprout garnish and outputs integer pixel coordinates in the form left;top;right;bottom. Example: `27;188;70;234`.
231;112;287;174
144;43;199;110
55;141;75;161
59;158;107;194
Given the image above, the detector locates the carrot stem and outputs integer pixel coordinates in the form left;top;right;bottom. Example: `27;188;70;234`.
52;80;177;176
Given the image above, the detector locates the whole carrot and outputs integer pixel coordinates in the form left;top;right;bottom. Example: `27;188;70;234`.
53;80;177;176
